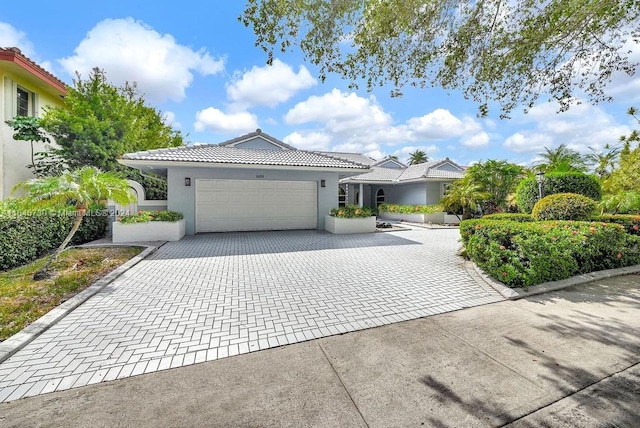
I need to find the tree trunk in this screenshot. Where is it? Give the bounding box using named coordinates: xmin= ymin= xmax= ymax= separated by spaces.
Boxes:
xmin=33 ymin=210 xmax=85 ymax=280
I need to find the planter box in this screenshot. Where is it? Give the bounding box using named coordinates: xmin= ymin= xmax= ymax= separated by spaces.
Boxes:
xmin=325 ymin=215 xmax=376 ymax=234
xmin=112 ymin=219 xmax=186 ymax=242
xmin=378 ymin=212 xmax=446 ymax=224
xmin=444 ymin=214 xmax=461 ymax=225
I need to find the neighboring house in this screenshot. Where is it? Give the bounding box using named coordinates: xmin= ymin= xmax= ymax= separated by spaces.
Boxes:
xmin=120 ymin=129 xmax=370 ymax=235
xmin=336 ymin=156 xmax=466 ymax=208
xmin=0 ymin=47 xmax=67 ymax=199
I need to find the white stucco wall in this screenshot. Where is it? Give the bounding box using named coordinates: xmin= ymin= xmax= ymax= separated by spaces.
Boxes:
xmin=1 ymin=73 xmax=64 ymax=199
xmin=166 ymin=166 xmax=340 ymax=235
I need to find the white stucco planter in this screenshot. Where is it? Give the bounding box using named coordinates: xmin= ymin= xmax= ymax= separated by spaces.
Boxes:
xmin=443 ymin=214 xmax=461 ymax=225
xmin=112 ymin=219 xmax=186 ymax=242
xmin=379 ymin=212 xmax=446 ymax=224
xmin=325 ymin=215 xmax=376 ymax=234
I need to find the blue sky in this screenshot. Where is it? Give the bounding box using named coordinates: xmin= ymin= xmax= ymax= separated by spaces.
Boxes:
xmin=1 ymin=1 xmax=638 ymax=167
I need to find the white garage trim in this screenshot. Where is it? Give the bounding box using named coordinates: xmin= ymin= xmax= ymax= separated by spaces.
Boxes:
xmin=196 ymin=179 xmax=317 ymax=233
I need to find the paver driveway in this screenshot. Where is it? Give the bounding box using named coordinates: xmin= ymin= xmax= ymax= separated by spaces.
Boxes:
xmin=0 ymin=227 xmax=503 ymax=402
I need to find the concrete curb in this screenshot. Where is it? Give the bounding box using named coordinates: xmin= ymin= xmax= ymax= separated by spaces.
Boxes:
xmin=469 ymin=262 xmax=640 ymax=300
xmin=0 ymin=244 xmax=161 ymax=364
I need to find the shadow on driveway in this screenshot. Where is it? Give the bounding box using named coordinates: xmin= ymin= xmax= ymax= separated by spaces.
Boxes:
xmin=149 ymin=229 xmax=424 ymax=259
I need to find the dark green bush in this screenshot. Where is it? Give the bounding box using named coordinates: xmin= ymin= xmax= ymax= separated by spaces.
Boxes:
xmin=516 ymin=172 xmax=602 ymax=213
xmin=595 ymin=214 xmax=640 ymax=236
xmin=482 ymin=213 xmax=533 ymax=222
xmin=460 ymin=219 xmax=640 ymax=287
xmin=0 ymin=205 xmax=108 ymax=271
xmin=532 ymin=193 xmax=596 ymax=221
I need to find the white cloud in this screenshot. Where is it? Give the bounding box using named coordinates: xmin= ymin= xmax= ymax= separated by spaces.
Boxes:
xmin=406 ymin=108 xmax=484 ymax=140
xmin=0 ymin=22 xmax=35 ymax=57
xmin=0 ymin=22 xmax=55 ymax=72
xmin=163 ymin=111 xmax=181 ymax=128
xmin=59 ymin=18 xmax=224 ymax=104
xmin=194 ymin=107 xmax=258 ymax=134
xmin=227 ymin=59 xmax=316 ymax=108
xmin=506 ymin=102 xmax=631 ymax=155
xmin=461 ymin=132 xmax=490 ymax=148
xmin=283 ymin=131 xmax=331 ymax=151
xmin=285 ymin=89 xmax=393 ymax=135
xmin=503 ymin=132 xmax=552 ymax=153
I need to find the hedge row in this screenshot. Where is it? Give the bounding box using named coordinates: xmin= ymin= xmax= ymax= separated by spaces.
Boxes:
xmin=481 ymin=213 xmax=640 ymax=235
xmin=0 ymin=206 xmax=108 ymax=271
xmin=377 ymin=203 xmax=443 ymax=214
xmin=460 ymin=219 xmax=640 ymax=288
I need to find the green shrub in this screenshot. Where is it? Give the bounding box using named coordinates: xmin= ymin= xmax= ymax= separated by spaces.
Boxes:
xmin=532 ymin=193 xmax=597 ymax=221
xmin=377 ymin=203 xmax=443 ymax=214
xmin=329 ymin=205 xmax=374 ymax=218
xmin=460 ymin=219 xmax=640 ymax=287
xmin=595 ymin=214 xmax=640 ymax=236
xmin=118 ymin=210 xmax=184 ymax=224
xmin=0 ymin=204 xmax=108 ymax=271
xmin=516 ymin=172 xmax=602 ymax=213
xmin=71 ymin=204 xmax=109 ymax=244
xmin=482 ymin=213 xmax=534 ymax=222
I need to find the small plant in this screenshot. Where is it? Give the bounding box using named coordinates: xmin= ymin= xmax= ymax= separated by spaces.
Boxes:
xmin=532 ymin=193 xmax=597 ymax=221
xmin=329 ymin=205 xmax=374 ymax=218
xmin=119 ymin=210 xmax=184 ymax=224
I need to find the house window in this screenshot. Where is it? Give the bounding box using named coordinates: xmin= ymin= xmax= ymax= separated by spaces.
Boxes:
xmin=355 ymin=192 xmax=360 ymax=205
xmin=376 ymin=189 xmax=385 ymax=206
xmin=17 ymin=87 xmax=31 ymax=117
xmin=441 ymin=183 xmax=453 ymax=198
xmin=338 ymin=187 xmax=346 ymax=207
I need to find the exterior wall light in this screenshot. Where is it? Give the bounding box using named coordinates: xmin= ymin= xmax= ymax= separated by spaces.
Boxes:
xmin=185 ymin=177 xmax=191 ymax=187
xmin=320 ymin=179 xmax=326 ymax=188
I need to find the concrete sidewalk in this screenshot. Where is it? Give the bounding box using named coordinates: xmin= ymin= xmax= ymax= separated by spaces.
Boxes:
xmin=0 ymin=274 xmax=638 ymax=427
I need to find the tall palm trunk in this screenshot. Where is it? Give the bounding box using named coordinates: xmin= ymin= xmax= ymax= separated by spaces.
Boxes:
xmin=33 ymin=209 xmax=85 ymax=280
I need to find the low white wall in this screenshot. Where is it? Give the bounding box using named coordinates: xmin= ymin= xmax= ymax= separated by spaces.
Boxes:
xmin=378 ymin=212 xmax=446 ymax=223
xmin=325 ymin=215 xmax=376 ymax=234
xmin=112 ymin=219 xmax=185 ymax=242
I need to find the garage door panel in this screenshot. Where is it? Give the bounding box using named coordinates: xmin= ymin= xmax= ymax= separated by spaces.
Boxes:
xmin=196 ymin=179 xmax=317 ymax=233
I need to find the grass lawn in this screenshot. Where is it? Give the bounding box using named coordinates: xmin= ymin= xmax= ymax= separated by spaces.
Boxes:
xmin=0 ymin=247 xmax=143 ymax=341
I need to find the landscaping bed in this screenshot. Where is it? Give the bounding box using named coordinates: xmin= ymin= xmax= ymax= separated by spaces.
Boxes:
xmin=0 ymin=247 xmax=142 ymax=341
xmin=461 ymin=219 xmax=640 ymax=288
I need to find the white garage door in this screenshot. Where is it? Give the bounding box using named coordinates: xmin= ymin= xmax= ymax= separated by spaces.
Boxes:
xmin=196 ymin=179 xmax=318 ymax=233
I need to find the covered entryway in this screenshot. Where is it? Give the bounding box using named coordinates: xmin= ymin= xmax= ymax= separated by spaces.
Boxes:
xmin=195 ymin=179 xmax=317 ymax=232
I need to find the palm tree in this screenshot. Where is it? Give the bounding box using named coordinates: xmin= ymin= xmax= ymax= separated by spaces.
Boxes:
xmin=585 ymin=144 xmax=621 ymax=179
xmin=408 ymin=150 xmax=428 ymax=165
xmin=440 ymin=177 xmax=489 ymax=220
xmin=535 ymin=144 xmax=587 ymax=173
xmin=14 ymin=166 xmax=135 ymax=280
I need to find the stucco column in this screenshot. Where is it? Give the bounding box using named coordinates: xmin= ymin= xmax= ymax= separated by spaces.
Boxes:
xmin=359 ymin=183 xmax=363 ymax=207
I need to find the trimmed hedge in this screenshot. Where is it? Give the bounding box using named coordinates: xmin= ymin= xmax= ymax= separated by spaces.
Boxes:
xmin=0 ymin=205 xmax=108 ymax=271
xmin=532 ymin=193 xmax=597 ymax=221
xmin=516 ymin=172 xmax=602 ymax=213
xmin=595 ymin=214 xmax=640 ymax=236
xmin=482 ymin=213 xmax=534 ymax=222
xmin=460 ymin=219 xmax=640 ymax=287
xmin=377 ymin=203 xmax=443 ymax=214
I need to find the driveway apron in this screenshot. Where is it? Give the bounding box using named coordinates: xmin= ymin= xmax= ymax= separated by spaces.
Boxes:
xmin=0 ymin=227 xmax=503 ymax=402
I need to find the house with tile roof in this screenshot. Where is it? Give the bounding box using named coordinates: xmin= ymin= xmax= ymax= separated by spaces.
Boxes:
xmin=0 ymin=47 xmax=67 ymax=199
xmin=121 ymin=129 xmax=371 ymax=234
xmin=121 ymin=129 xmax=465 ymax=234
xmin=338 ymin=156 xmax=466 ymax=209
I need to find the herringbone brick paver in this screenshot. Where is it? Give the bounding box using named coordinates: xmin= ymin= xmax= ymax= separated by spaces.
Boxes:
xmin=0 ymin=227 xmax=503 ymax=402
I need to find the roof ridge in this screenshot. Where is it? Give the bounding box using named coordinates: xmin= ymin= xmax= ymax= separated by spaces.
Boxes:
xmin=310 ymin=151 xmax=372 ymax=168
